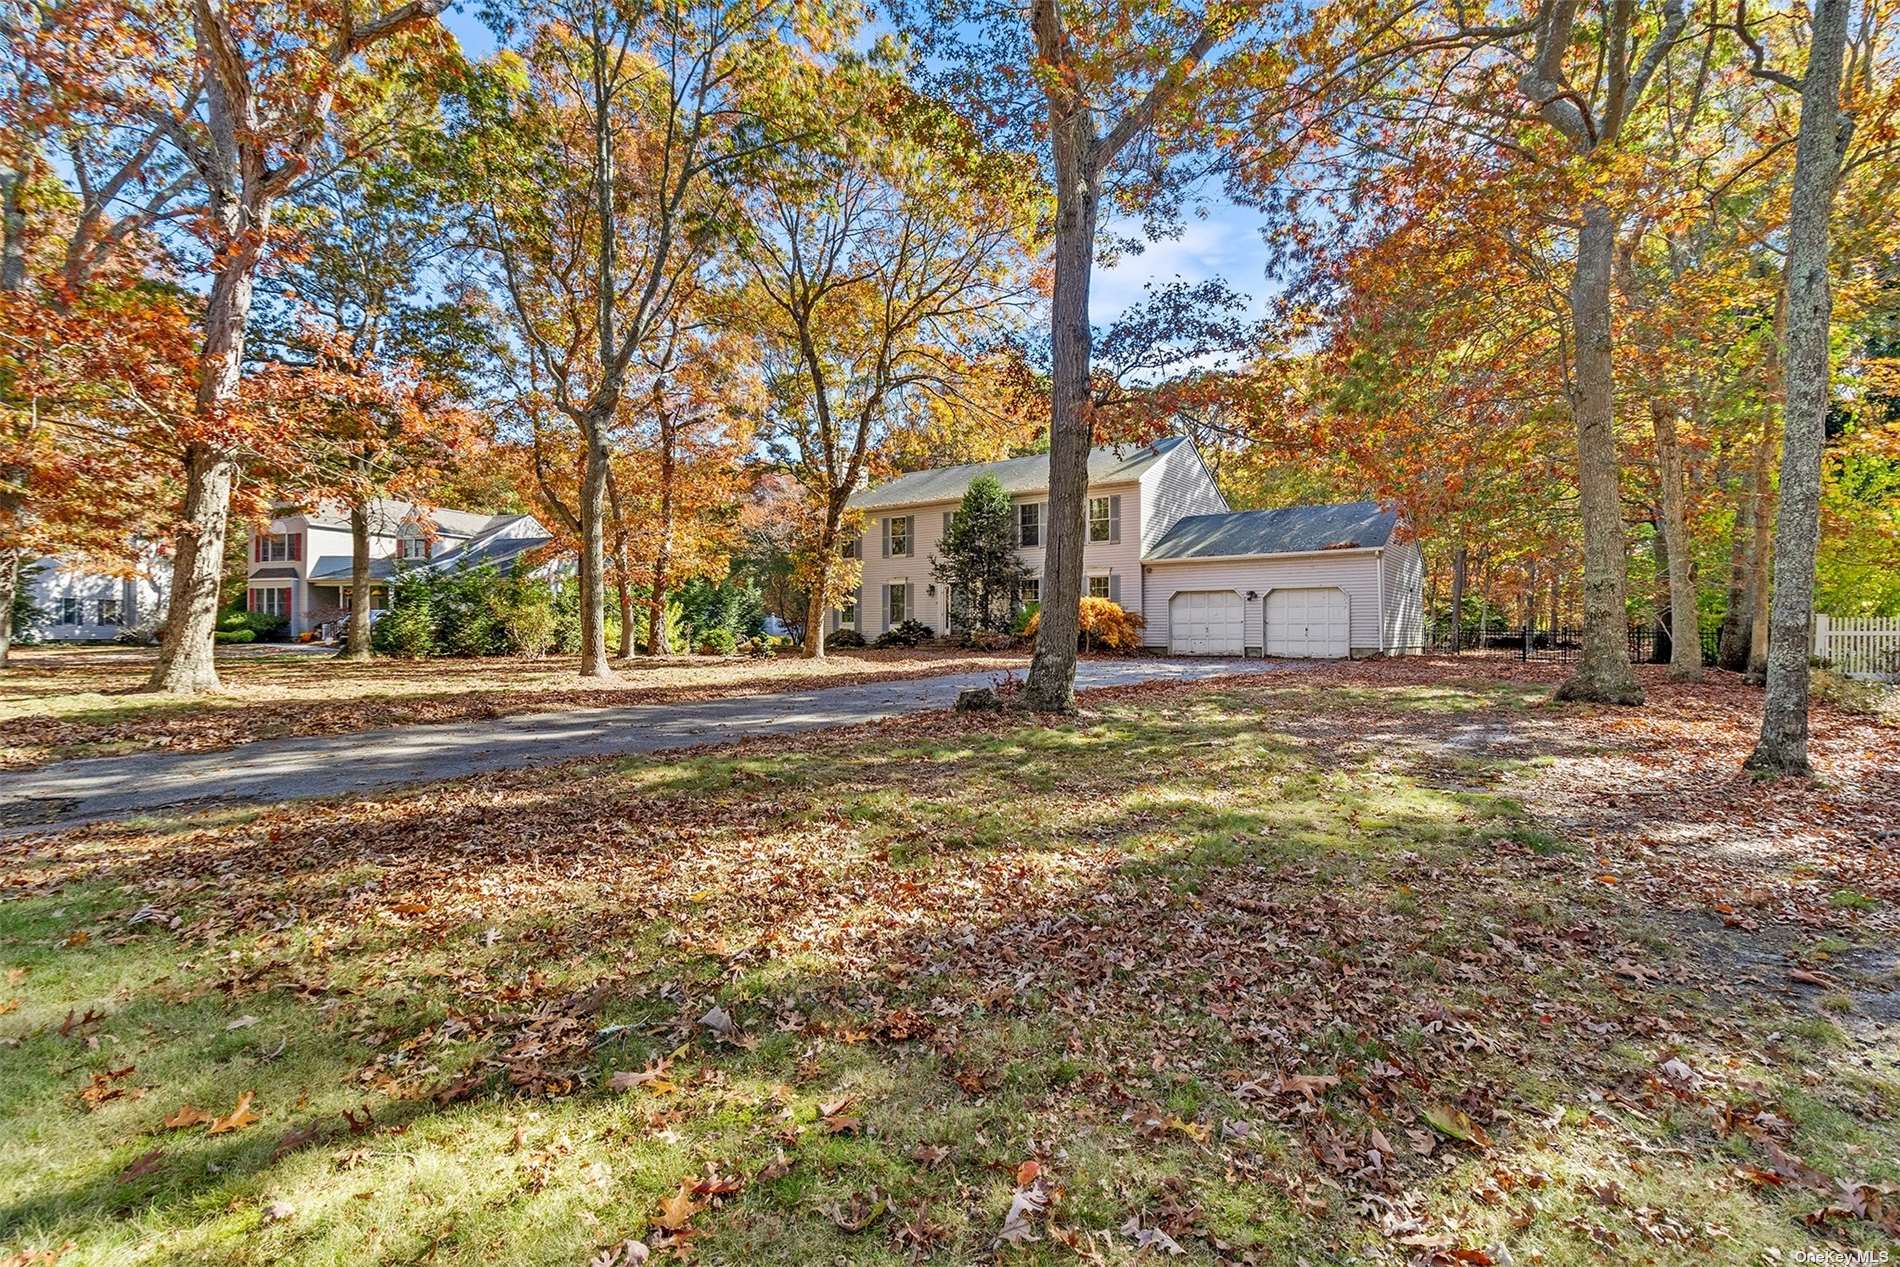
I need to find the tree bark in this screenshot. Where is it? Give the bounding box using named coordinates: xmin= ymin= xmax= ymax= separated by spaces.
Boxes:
xmin=1023 ymin=149 xmax=1100 ymax=712
xmin=578 ymin=426 xmax=613 ymax=679
xmin=1554 ymin=201 xmax=1643 ymax=704
xmin=1716 ymin=446 xmax=1759 ymax=670
xmin=1748 ymin=0 xmax=1851 ymax=774
xmin=645 ymin=409 xmax=677 ymax=656
xmin=1448 ymin=543 xmax=1468 ymax=651
xmin=801 ymin=548 xmax=832 ymax=659
xmin=148 ymin=442 xmax=238 ymax=694
xmin=1652 ymin=403 xmax=1701 ymax=679
xmin=1745 ymin=432 xmax=1774 ymax=680
xmin=342 ymin=499 xmax=372 ymax=660
xmin=0 ymin=548 xmax=18 ymax=667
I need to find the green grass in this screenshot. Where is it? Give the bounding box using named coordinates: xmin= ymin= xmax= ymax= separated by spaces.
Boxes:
xmin=2 ymin=680 xmax=1895 ymax=1265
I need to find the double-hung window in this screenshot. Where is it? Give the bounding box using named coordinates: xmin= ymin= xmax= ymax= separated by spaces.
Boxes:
xmin=97 ymin=598 xmax=124 ymax=625
xmin=258 ymin=533 xmax=292 ymax=562
xmin=1018 ymin=577 xmax=1040 ymax=605
xmin=888 ymin=581 xmax=909 ymax=626
xmin=1088 ymin=496 xmax=1111 ymax=543
xmin=1018 ymin=503 xmax=1041 ymax=548
xmin=58 ymin=596 xmax=83 ymax=625
xmin=1088 ymin=573 xmax=1111 ymax=600
xmin=887 ymin=516 xmax=910 ymax=558
xmin=397 ymin=532 xmax=432 ymax=561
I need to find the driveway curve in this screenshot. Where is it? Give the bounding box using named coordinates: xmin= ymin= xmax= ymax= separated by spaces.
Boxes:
xmin=2 ymin=658 xmax=1296 ymax=832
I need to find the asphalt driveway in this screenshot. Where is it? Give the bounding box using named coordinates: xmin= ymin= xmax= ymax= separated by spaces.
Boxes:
xmin=1 ymin=658 xmax=1295 ymax=831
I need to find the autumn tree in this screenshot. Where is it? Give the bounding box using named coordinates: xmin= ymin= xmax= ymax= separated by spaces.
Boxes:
xmin=738 ymin=74 xmax=1037 ymax=657
xmin=254 ymin=131 xmax=499 ymax=659
xmin=111 ymin=0 xmax=458 ymax=694
xmin=465 ymin=0 xmax=836 ymax=680
xmin=1748 ymin=0 xmax=1855 ymax=773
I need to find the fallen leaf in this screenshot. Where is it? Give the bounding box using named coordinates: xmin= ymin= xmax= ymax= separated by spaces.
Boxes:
xmin=653 ymin=1184 xmax=703 ymax=1231
xmin=225 ymin=1015 xmax=258 ymax=1031
xmin=1422 ymin=1104 xmax=1492 ymax=1148
xmin=208 ymin=1091 xmax=260 ymax=1135
xmin=162 ymin=1105 xmax=214 ymax=1130
xmin=116 ymin=1148 xmax=164 ymax=1183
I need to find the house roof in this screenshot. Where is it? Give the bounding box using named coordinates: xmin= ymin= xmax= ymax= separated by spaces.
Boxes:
xmin=249 ymin=566 xmax=299 ymax=580
xmin=845 ymin=437 xmax=1187 ymax=511
xmin=306 ymin=514 xmax=555 ymax=582
xmin=291 ymin=498 xmax=517 ymax=538
xmin=1145 ymin=502 xmax=1398 ymax=561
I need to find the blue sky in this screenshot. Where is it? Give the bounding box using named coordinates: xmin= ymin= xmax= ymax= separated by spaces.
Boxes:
xmin=436 ymin=3 xmax=1273 ymax=327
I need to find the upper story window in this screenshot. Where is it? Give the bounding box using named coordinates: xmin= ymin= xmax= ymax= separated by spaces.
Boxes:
xmin=1018 ymin=502 xmax=1041 ymax=548
xmin=257 ymin=532 xmax=293 ymax=562
xmin=841 ymin=534 xmax=860 ymax=559
xmin=1088 ymin=497 xmax=1111 ymax=543
xmin=397 ymin=531 xmax=433 ymax=561
xmin=886 ymin=516 xmax=910 ymax=558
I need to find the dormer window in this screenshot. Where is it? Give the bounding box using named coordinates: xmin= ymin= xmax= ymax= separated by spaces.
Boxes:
xmin=397 ymin=530 xmax=432 ymax=561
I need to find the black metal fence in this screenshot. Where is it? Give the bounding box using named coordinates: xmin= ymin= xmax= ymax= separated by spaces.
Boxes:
xmin=1429 ymin=623 xmax=1723 ymax=666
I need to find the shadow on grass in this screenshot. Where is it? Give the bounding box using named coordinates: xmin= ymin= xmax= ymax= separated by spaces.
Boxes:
xmin=1 ymin=681 xmax=1893 ymax=1264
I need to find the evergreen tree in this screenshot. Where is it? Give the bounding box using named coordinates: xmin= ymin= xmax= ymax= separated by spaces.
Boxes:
xmin=930 ymin=475 xmax=1030 ymax=632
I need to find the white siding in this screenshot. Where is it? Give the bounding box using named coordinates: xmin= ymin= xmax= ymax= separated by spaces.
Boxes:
xmin=1141 ymin=551 xmax=1384 ymax=654
xmin=850 ymin=481 xmax=1146 ymax=636
xmin=1137 ymin=440 xmax=1228 ymax=551
xmin=24 ymin=558 xmax=165 ymax=641
xmin=1379 ymin=540 xmax=1425 ymax=653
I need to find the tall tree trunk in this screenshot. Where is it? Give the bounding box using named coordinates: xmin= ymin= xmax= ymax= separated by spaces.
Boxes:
xmin=1555 ymin=201 xmax=1643 ymax=704
xmin=616 ymin=567 xmax=635 ymax=658
xmin=578 ymin=427 xmax=613 ymax=680
xmin=342 ymin=498 xmax=372 ymax=661
xmin=1023 ymin=151 xmax=1100 ymax=712
xmin=1748 ymin=0 xmax=1851 ymax=774
xmin=1747 ymin=298 xmax=1784 ymax=679
xmin=1716 ymin=447 xmax=1758 ymax=670
xmin=1448 ymin=544 xmax=1468 ymax=651
xmin=1549 ymin=559 xmax=1562 ymax=632
xmin=146 ymin=196 xmax=264 ymax=695
xmin=0 ymin=547 xmax=18 ymax=667
xmin=645 ymin=411 xmax=676 ymax=656
xmin=801 ymin=547 xmax=832 ymax=659
xmin=148 ymin=442 xmax=238 ymax=693
xmin=0 ymin=162 xmax=25 ymax=293
xmin=1652 ymin=403 xmax=1701 ymax=679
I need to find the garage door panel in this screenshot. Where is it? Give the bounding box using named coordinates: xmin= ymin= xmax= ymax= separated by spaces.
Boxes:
xmin=1265 ymin=587 xmax=1348 ymax=658
xmin=1168 ymin=590 xmax=1243 ymax=656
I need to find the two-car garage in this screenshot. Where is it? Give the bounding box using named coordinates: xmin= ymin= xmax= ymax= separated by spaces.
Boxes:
xmin=1164 ymin=587 xmax=1350 ymax=658
xmin=1140 ymin=502 xmax=1425 ymax=659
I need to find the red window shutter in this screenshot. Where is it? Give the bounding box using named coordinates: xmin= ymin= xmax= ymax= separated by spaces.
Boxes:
xmin=291 ymin=532 xmax=303 ymax=561
xmin=253 ymin=535 xmax=263 ymax=563
xmin=246 ymin=587 xmax=256 ymax=611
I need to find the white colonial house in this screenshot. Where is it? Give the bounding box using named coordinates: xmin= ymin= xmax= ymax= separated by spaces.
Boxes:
xmin=840 ymin=436 xmax=1425 ymax=658
xmin=21 ymin=548 xmax=171 ymax=642
xmin=245 ymin=499 xmax=553 ymax=638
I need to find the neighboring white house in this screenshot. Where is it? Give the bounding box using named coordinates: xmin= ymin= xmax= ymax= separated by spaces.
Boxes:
xmin=246 ymin=499 xmax=553 ymax=639
xmin=22 ymin=549 xmax=171 ymax=642
xmin=841 ymin=436 xmax=1425 ymax=658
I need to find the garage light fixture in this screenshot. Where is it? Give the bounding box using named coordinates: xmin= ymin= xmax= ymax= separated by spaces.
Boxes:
xmin=1245 ymin=590 xmax=1258 ymax=601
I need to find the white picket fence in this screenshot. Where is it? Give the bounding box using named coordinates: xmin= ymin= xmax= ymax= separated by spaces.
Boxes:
xmin=1813 ymin=615 xmax=1900 ymax=680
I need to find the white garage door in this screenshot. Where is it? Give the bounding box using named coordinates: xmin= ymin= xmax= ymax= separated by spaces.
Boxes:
xmin=1168 ymin=590 xmax=1245 ymax=656
xmin=1265 ymin=587 xmax=1350 ymax=658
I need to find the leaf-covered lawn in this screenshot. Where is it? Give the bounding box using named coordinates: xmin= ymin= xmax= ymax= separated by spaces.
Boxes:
xmin=1 ymin=663 xmax=1895 ymax=1266
xmin=0 ymin=646 xmax=1022 ymax=770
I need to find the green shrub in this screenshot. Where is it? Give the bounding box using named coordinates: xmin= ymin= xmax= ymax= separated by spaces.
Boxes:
xmin=872 ymin=619 xmax=934 ymax=649
xmin=218 ymin=609 xmax=286 ymax=639
xmin=213 ymin=628 xmax=256 ymax=644
xmin=373 ymin=577 xmax=436 ymax=658
xmin=1010 ymin=601 xmax=1040 ymax=636
xmin=829 ymin=628 xmax=865 ymax=649
xmin=499 ymin=589 xmax=558 ymax=658
xmin=696 ymin=626 xmax=737 ymax=656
